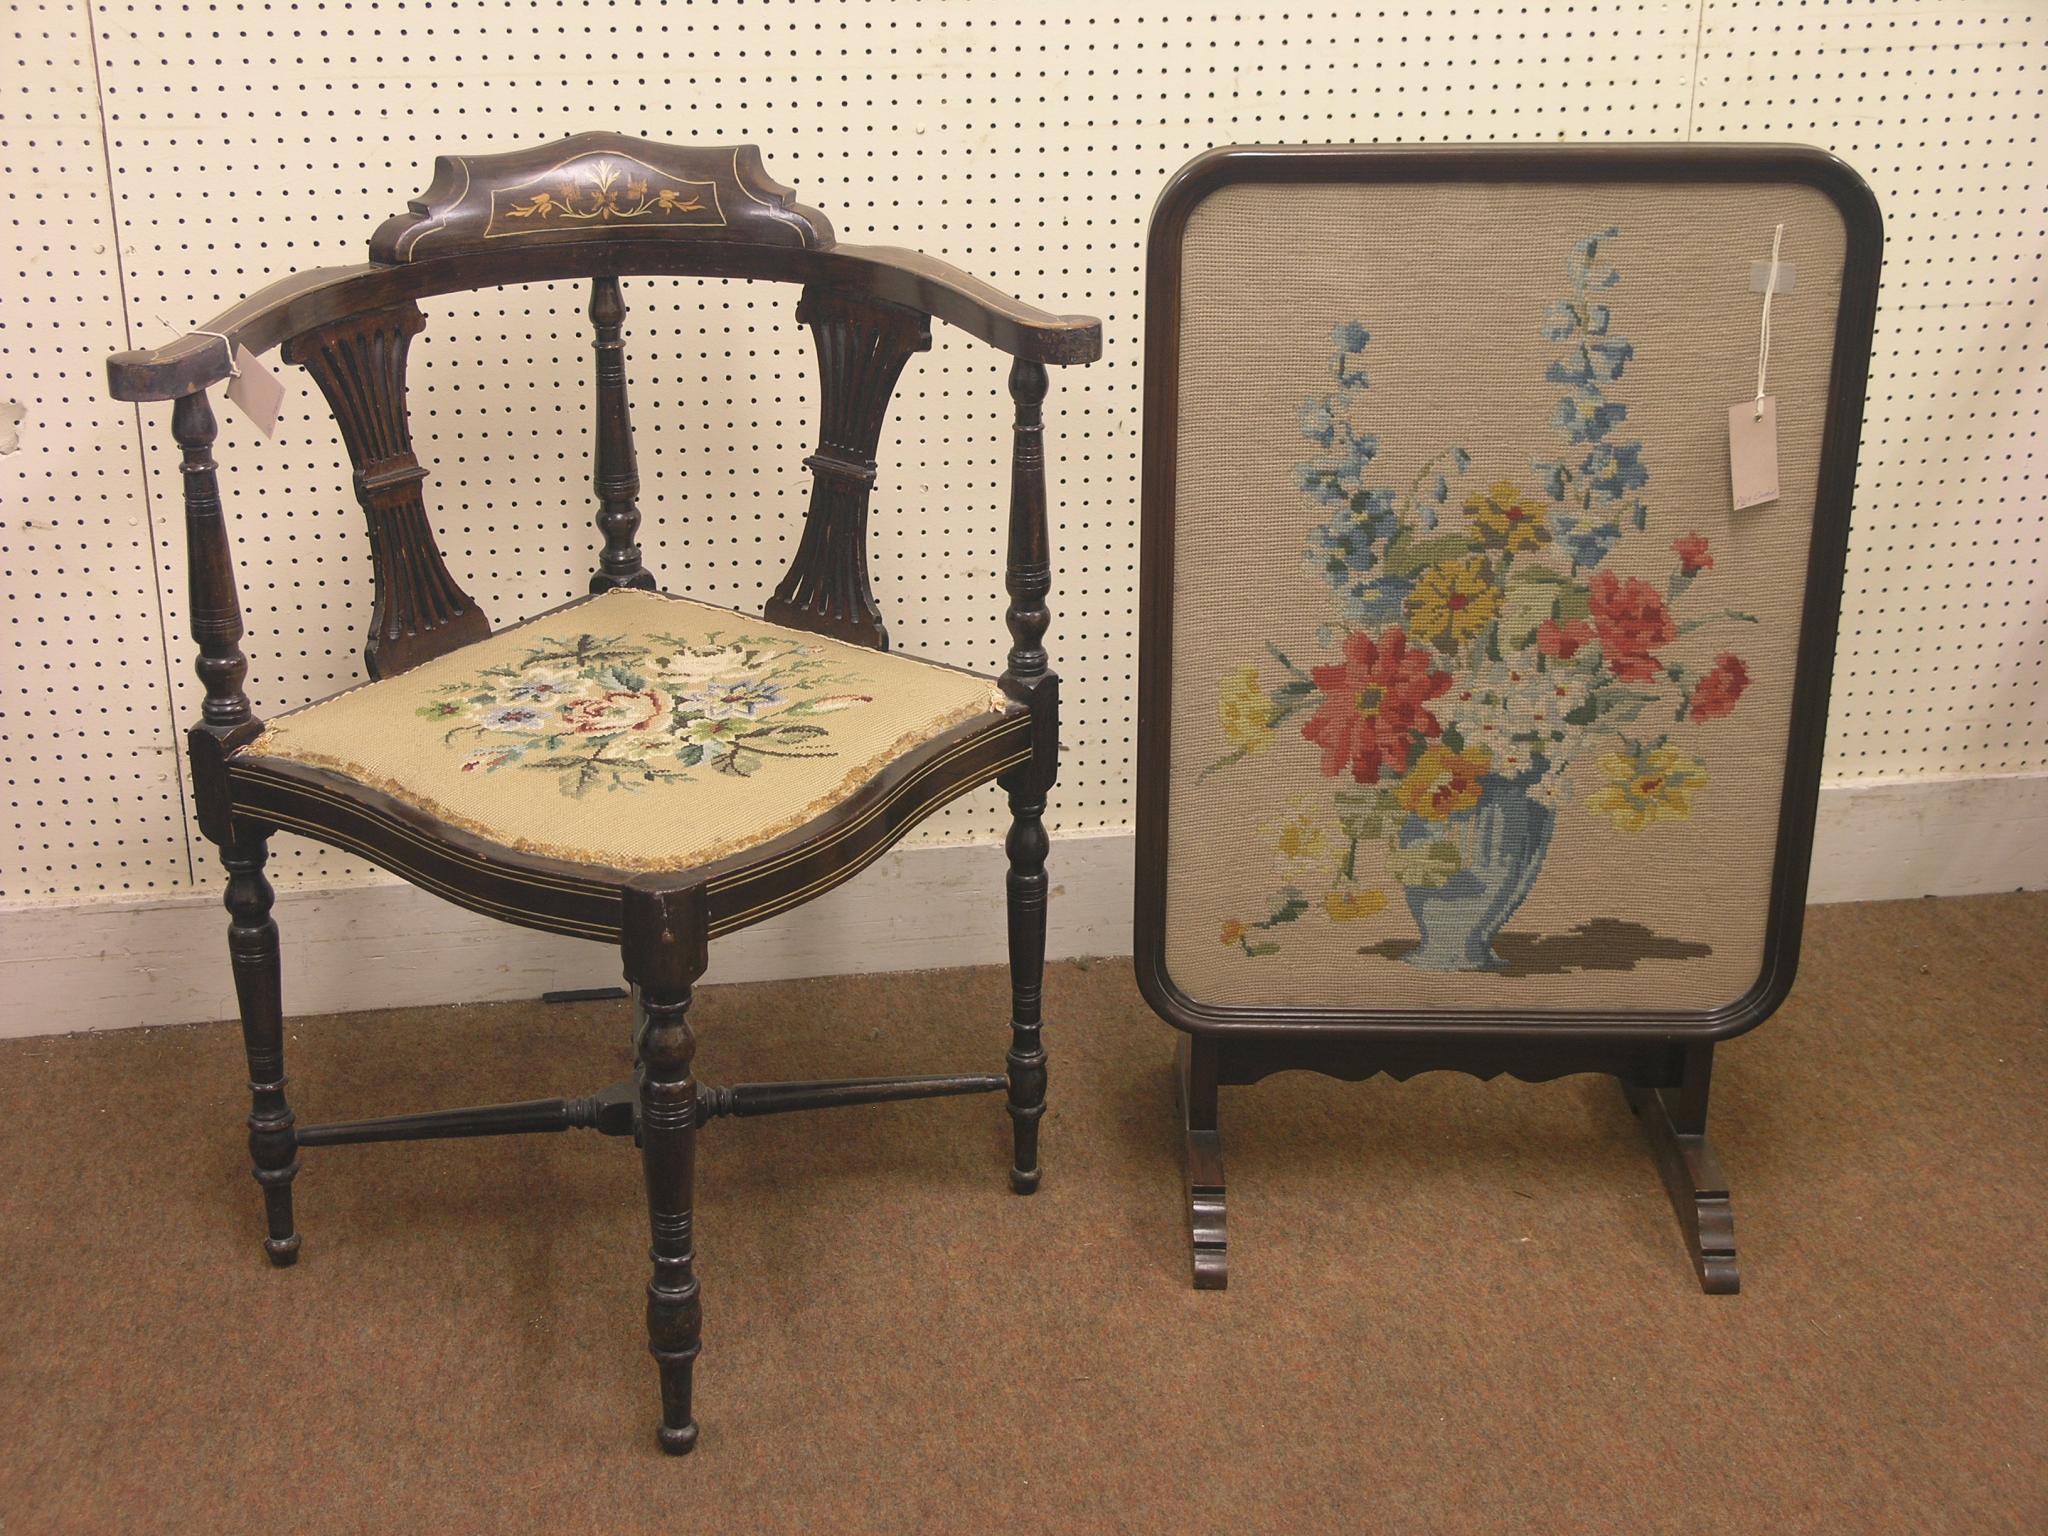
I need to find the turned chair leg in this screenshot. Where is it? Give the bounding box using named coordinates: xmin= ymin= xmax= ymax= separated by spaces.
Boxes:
xmin=624 ymin=887 xmax=708 ymax=1455
xmin=1002 ymin=778 xmax=1050 ymax=1194
xmin=1176 ymin=1034 xmax=1227 ymax=1290
xmin=221 ymin=833 xmax=301 ymax=1265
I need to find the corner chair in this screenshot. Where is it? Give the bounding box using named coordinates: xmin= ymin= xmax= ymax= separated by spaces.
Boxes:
xmin=105 ymin=133 xmax=1101 ymax=1454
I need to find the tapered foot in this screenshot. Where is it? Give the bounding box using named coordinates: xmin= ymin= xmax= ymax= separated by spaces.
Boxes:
xmin=1176 ymin=1036 xmax=1227 ymax=1290
xmin=263 ymin=1233 xmax=302 ymax=1267
xmin=1624 ymin=1077 xmax=1739 ymax=1295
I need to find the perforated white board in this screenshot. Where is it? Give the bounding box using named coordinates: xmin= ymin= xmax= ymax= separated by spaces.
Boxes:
xmin=4 ymin=0 xmax=2042 ymax=915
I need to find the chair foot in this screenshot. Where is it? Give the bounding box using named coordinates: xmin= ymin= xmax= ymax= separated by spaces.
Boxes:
xmin=1176 ymin=1036 xmax=1228 ymax=1290
xmin=263 ymin=1233 xmax=302 ymax=1267
xmin=1008 ymin=1164 xmax=1041 ymax=1196
xmin=1623 ymin=1074 xmax=1739 ymax=1295
xmin=656 ymin=1415 xmax=700 ymax=1456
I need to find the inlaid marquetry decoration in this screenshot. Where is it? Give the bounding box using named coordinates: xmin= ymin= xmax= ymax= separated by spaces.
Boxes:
xmin=371 ymin=132 xmax=834 ymax=263
xmin=488 ymin=154 xmax=723 ymax=237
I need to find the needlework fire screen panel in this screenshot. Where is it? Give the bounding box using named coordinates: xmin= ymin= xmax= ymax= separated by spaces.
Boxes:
xmin=1161 ymin=177 xmax=1851 ymax=1014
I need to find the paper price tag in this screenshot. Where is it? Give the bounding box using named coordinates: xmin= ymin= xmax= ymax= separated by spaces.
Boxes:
xmin=1728 ymin=397 xmax=1780 ymax=511
xmin=224 ymin=345 xmax=284 ymax=438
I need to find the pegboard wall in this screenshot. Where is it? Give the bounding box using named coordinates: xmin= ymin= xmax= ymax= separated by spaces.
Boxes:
xmin=4 ymin=0 xmax=2042 ymax=908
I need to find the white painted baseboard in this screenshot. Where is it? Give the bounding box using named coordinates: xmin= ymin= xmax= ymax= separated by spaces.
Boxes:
xmin=2 ymin=772 xmax=2041 ymax=1039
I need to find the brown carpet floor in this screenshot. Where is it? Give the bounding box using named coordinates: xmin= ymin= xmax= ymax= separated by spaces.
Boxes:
xmin=2 ymin=892 xmax=2043 ymax=1534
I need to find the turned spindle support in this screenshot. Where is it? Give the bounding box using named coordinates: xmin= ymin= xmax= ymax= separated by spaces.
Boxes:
xmin=588 ymin=274 xmax=657 ymax=592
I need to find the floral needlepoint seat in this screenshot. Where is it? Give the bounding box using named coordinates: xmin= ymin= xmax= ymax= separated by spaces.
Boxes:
xmin=240 ymin=588 xmax=1015 ymax=875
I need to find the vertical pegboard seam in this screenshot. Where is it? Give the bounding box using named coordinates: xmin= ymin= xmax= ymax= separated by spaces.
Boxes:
xmin=1684 ymin=0 xmax=1710 ymax=141
xmin=80 ymin=0 xmax=199 ymax=885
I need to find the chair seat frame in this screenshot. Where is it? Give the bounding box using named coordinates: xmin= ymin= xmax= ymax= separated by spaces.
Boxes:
xmin=107 ymin=133 xmax=1100 ymax=1456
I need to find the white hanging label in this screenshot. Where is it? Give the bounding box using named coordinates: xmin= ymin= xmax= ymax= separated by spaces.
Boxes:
xmin=225 ymin=345 xmax=284 ymax=438
xmin=1728 ymin=397 xmax=1780 ymax=510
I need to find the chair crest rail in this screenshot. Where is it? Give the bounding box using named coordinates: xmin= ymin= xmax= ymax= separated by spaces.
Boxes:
xmin=109 ymin=247 xmax=1099 ymax=402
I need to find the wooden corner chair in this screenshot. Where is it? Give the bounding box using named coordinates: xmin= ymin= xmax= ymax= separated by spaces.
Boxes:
xmin=106 ymin=133 xmax=1101 ymax=1454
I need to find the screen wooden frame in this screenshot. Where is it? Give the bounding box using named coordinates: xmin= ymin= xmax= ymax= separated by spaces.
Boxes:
xmin=1135 ymin=143 xmax=1884 ymax=1047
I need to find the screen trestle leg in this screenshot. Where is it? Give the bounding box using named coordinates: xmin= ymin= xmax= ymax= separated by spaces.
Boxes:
xmin=1173 ymin=1033 xmax=1737 ymax=1294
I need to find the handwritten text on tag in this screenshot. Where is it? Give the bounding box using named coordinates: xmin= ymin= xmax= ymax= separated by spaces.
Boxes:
xmin=1728 ymin=397 xmax=1780 ymax=511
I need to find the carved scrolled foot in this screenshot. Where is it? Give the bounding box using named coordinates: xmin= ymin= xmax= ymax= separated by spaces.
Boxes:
xmin=1623 ymin=1074 xmax=1740 ymax=1295
xmin=1176 ymin=1035 xmax=1227 ymax=1291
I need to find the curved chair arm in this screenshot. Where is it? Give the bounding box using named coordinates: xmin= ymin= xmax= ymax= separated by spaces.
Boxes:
xmin=825 ymin=245 xmax=1102 ymax=364
xmin=108 ymin=244 xmax=1100 ymax=402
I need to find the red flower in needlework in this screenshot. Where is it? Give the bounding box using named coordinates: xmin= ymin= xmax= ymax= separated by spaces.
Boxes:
xmin=1689 ymin=654 xmax=1751 ymax=722
xmin=1588 ymin=571 xmax=1678 ymax=682
xmin=1535 ymin=617 xmax=1594 ymax=661
xmin=1301 ymin=627 xmax=1453 ymax=784
xmin=1673 ymin=533 xmax=1714 ymax=577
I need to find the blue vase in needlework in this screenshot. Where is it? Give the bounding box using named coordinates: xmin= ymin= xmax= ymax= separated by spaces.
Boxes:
xmin=1398 ymin=760 xmax=1556 ymax=972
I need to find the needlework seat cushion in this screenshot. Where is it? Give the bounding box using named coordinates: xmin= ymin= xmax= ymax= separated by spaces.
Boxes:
xmin=243 ymin=587 xmax=1009 ymax=872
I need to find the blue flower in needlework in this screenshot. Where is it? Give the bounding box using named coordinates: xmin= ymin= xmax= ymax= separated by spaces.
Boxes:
xmin=1330 ymin=321 xmax=1371 ymax=387
xmin=1551 ymin=395 xmax=1632 ymax=445
xmin=1552 ymin=513 xmax=1625 ymax=569
xmin=1305 ymin=493 xmax=1413 ymax=624
xmin=1300 ymin=398 xmax=1339 ymax=447
xmin=1294 ymin=428 xmax=1382 ymax=507
xmin=1582 ymin=440 xmax=1650 ymax=502
xmin=1535 ymin=227 xmax=1652 ymax=561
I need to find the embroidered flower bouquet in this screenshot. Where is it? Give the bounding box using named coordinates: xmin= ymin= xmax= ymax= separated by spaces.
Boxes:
xmin=1206 ymin=231 xmax=1755 ymax=971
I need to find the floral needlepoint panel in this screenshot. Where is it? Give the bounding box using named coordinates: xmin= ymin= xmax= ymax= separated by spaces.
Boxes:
xmin=1163 ymin=180 xmax=1852 ymax=1014
xmin=246 ymin=589 xmax=1009 ymax=871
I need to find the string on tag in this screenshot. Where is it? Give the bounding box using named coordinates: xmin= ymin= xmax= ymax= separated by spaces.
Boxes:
xmin=156 ymin=314 xmax=239 ymax=377
xmin=1754 ymin=222 xmax=1784 ymax=421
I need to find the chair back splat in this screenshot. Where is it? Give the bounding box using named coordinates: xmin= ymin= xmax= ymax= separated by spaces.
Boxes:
xmin=766 ymin=288 xmax=933 ymax=649
xmin=282 ymin=304 xmax=490 ymax=677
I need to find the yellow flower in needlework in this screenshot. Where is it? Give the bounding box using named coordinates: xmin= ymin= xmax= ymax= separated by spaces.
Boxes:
xmin=1466 ymin=481 xmax=1553 ymax=553
xmin=1586 ymin=743 xmax=1708 ymax=833
xmin=1406 ymin=556 xmax=1502 ymax=653
xmin=1396 ymin=743 xmax=1492 ymax=821
xmin=1324 ymin=887 xmax=1388 ymax=923
xmin=1261 ymin=796 xmax=1330 ymax=872
xmin=1220 ymin=919 xmax=1247 ymax=946
xmin=1218 ymin=665 xmax=1275 ymax=754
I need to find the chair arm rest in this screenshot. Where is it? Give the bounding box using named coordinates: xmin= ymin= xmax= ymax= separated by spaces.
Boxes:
xmin=106 ymin=264 xmax=398 ymax=402
xmin=827 ymin=245 xmax=1102 ymax=365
